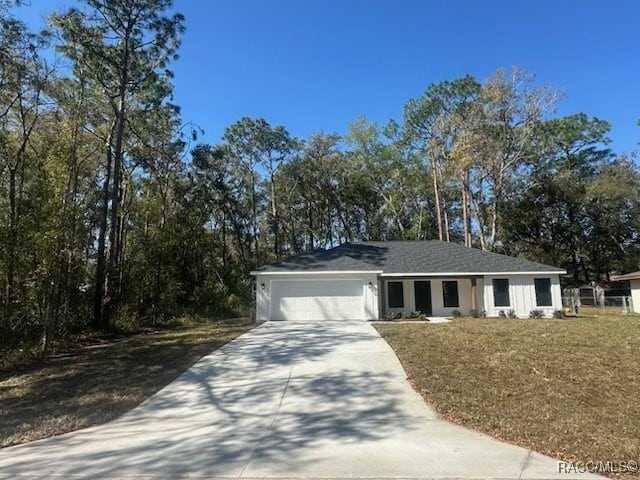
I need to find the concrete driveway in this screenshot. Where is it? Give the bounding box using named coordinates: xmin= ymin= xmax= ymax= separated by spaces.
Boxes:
xmin=0 ymin=321 xmax=597 ymax=479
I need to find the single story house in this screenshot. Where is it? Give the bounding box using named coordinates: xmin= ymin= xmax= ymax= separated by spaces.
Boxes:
xmin=610 ymin=271 xmax=640 ymax=313
xmin=251 ymin=241 xmax=565 ymax=321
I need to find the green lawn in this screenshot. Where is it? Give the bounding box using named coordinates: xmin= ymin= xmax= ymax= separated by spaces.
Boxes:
xmin=376 ymin=315 xmax=640 ymax=476
xmin=0 ymin=318 xmax=253 ymax=447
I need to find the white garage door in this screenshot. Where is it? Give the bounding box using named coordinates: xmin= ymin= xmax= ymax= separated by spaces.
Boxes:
xmin=270 ymin=280 xmax=364 ymax=321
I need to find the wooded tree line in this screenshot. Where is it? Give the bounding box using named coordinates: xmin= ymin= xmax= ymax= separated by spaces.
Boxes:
xmin=1 ymin=0 xmax=639 ymax=351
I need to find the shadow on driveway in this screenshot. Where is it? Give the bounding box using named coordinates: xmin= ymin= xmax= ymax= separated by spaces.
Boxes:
xmin=0 ymin=321 xmax=597 ymax=479
xmin=0 ymin=322 xmax=416 ymax=478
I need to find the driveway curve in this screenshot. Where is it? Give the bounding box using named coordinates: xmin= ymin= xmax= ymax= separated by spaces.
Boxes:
xmin=0 ymin=321 xmax=597 ymax=479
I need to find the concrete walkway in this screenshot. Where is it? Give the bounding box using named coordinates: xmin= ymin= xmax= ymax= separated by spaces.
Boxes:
xmin=0 ymin=321 xmax=597 ymax=479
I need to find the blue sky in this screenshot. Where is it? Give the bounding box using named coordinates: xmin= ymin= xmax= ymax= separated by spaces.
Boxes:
xmin=18 ymin=0 xmax=640 ymax=153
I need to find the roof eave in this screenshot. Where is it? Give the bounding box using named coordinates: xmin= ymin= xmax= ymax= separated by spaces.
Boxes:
xmin=250 ymin=270 xmax=384 ymax=276
xmin=381 ymin=270 xmax=566 ymax=276
xmin=251 ymin=269 xmax=566 ymax=276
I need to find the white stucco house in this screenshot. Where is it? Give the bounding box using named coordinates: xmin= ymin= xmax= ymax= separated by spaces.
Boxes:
xmin=610 ymin=271 xmax=640 ymax=313
xmin=251 ymin=241 xmax=565 ymax=321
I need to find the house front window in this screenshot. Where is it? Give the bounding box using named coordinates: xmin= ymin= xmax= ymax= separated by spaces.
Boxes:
xmin=442 ymin=281 xmax=459 ymax=308
xmin=534 ymin=278 xmax=552 ymax=307
xmin=388 ymin=281 xmax=404 ymax=308
xmin=493 ymin=278 xmax=510 ymax=307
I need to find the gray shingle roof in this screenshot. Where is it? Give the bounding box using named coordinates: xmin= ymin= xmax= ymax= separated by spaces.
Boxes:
xmin=253 ymin=241 xmax=565 ymax=274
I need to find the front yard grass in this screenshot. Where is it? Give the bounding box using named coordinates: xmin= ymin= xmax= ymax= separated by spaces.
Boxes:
xmin=376 ymin=315 xmax=640 ymax=476
xmin=0 ymin=318 xmax=253 ymax=447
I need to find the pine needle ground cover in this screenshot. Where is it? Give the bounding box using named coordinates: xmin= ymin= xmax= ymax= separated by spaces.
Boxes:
xmin=0 ymin=319 xmax=253 ymax=447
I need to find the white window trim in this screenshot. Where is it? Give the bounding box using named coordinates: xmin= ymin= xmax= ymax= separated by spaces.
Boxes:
xmin=386 ymin=280 xmax=405 ymax=309
xmin=441 ymin=280 xmax=460 ymax=308
xmin=492 ymin=278 xmax=511 ymax=308
xmin=533 ymin=277 xmax=553 ymax=308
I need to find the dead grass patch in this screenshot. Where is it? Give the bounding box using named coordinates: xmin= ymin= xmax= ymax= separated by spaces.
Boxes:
xmin=0 ymin=318 xmax=253 ymax=447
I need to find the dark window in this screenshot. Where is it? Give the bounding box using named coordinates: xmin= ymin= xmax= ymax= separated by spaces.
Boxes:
xmin=493 ymin=279 xmax=510 ymax=307
xmin=388 ymin=281 xmax=404 ymax=308
xmin=534 ymin=278 xmax=552 ymax=307
xmin=442 ymin=281 xmax=459 ymax=308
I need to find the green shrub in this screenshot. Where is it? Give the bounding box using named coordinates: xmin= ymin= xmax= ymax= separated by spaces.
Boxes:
xmin=452 ymin=309 xmax=462 ymax=318
xmin=529 ymin=309 xmax=544 ymax=319
xmin=112 ymin=305 xmax=143 ymax=334
xmin=553 ymin=310 xmax=565 ymax=319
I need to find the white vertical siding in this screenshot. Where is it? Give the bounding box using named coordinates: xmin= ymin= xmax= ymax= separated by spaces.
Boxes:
xmin=551 ymin=275 xmax=562 ymax=311
xmin=630 ymin=279 xmax=640 ymax=313
xmin=383 ymin=278 xmax=472 ymax=316
xmin=476 ymin=278 xmax=485 ymax=312
xmin=483 ymin=274 xmax=562 ymax=317
xmin=430 ymin=279 xmax=472 ymax=316
xmin=363 ymin=275 xmax=379 ymax=319
xmin=384 ymin=279 xmax=413 ymax=315
xmin=255 ymin=274 xmax=270 ymax=322
xmin=257 ymin=272 xmax=562 ymax=320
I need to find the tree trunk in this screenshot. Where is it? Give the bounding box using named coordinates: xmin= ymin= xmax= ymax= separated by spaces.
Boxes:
xmin=60 ymin=89 xmax=84 ymax=327
xmin=442 ymin=196 xmax=450 ymax=242
xmin=270 ymin=173 xmax=278 ymax=259
xmin=116 ymin=185 xmax=129 ymax=290
xmin=104 ymin=33 xmax=132 ymax=329
xmin=381 ymin=191 xmax=405 ymax=239
xmin=40 ymin=275 xmax=57 ymax=352
xmin=5 ymin=168 xmax=17 ymax=319
xmin=461 ymin=171 xmax=471 ymax=247
xmin=440 ymin=164 xmax=450 ymax=242
xmin=489 ymin=201 xmax=498 ymax=247
xmin=580 ymin=257 xmax=590 ymax=284
xmin=431 ymin=158 xmax=443 ymax=241
xmin=307 ymin=199 xmax=314 ymax=250
xmin=327 ymin=203 xmax=334 ymax=248
xmin=221 ymin=211 xmax=227 ymax=281
xmin=461 ymin=182 xmax=468 ymax=246
xmin=489 ymin=172 xmax=503 ymax=248
xmin=571 ymin=250 xmax=580 ymax=284
xmin=469 ymin=184 xmax=487 ymax=251
xmin=251 ymin=171 xmax=258 ymax=268
xmin=93 ymin=121 xmax=115 ymax=330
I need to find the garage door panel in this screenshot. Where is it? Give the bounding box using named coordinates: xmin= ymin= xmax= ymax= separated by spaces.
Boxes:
xmin=306 ymin=295 xmax=362 ymax=319
xmin=271 ymin=280 xmax=364 ymax=321
xmin=279 ymin=282 xmax=361 ymax=298
xmin=276 ymin=297 xmax=306 ymax=320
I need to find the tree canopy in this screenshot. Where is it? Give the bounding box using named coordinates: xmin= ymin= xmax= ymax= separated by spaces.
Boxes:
xmin=1 ymin=0 xmax=639 ymax=355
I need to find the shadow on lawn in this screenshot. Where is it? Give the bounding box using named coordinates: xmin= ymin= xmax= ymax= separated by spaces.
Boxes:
xmin=0 ymin=322 xmax=415 ymax=477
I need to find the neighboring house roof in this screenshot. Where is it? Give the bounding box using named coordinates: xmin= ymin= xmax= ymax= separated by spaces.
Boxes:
xmin=252 ymin=240 xmax=566 ymax=275
xmin=610 ymin=271 xmax=640 ymax=281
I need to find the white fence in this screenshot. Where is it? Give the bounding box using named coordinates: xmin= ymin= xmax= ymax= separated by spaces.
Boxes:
xmin=562 ymin=295 xmax=635 ymax=315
